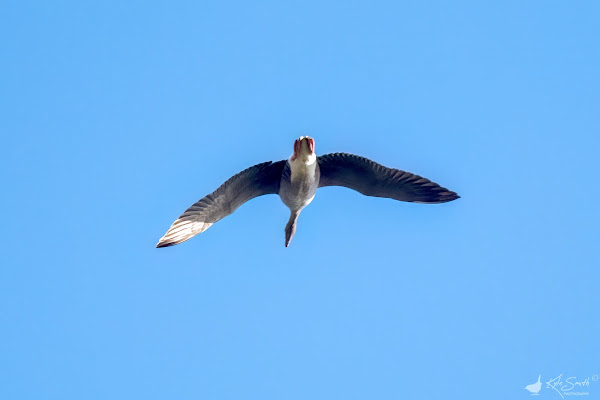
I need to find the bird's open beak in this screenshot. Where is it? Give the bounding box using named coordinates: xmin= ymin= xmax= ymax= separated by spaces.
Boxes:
xmin=306 ymin=137 xmax=314 ymax=154
xmin=292 ymin=139 xmax=300 ymax=161
xmin=291 ymin=136 xmax=315 ymax=161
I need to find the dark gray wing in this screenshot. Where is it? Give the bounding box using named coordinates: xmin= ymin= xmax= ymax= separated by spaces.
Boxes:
xmin=157 ymin=160 xmax=286 ymax=247
xmin=317 ymin=153 xmax=459 ymax=203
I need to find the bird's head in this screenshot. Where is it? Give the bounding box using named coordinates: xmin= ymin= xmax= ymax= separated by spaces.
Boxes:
xmin=291 ymin=136 xmax=315 ymax=162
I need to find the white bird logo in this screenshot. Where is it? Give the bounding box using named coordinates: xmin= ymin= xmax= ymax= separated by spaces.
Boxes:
xmin=525 ymin=375 xmax=542 ymax=395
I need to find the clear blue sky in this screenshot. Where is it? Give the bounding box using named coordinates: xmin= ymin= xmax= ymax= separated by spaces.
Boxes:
xmin=2 ymin=1 xmax=599 ymax=399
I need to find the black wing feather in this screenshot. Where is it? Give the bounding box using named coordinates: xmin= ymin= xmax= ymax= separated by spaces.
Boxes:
xmin=157 ymin=160 xmax=286 ymax=247
xmin=317 ymin=153 xmax=459 ymax=203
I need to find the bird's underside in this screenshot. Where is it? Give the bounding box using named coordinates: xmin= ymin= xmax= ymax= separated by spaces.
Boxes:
xmin=156 ymin=136 xmax=459 ymax=248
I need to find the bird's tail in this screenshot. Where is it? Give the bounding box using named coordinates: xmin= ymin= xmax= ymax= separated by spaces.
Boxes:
xmin=284 ymin=211 xmax=300 ymax=247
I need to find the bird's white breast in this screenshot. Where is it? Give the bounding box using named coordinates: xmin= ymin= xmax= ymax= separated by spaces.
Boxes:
xmin=280 ymin=154 xmax=318 ymax=211
xmin=288 ymin=153 xmax=317 ymax=181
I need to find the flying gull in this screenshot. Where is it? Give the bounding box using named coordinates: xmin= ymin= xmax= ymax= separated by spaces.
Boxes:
xmin=157 ymin=136 xmax=459 ymax=248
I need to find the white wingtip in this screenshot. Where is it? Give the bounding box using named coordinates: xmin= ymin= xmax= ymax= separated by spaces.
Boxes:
xmin=156 ymin=219 xmax=213 ymax=248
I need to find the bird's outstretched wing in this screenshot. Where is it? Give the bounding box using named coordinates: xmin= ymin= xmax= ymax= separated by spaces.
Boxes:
xmin=317 ymin=153 xmax=459 ymax=203
xmin=156 ymin=160 xmax=286 ymax=247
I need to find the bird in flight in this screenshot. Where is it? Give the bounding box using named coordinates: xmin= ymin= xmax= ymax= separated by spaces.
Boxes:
xmin=156 ymin=136 xmax=459 ymax=248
